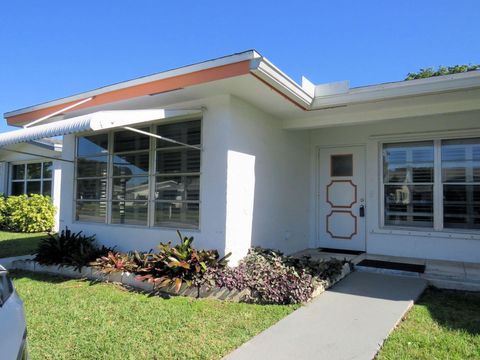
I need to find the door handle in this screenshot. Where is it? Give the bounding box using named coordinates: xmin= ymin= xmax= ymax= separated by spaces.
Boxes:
xmin=359 ymin=205 xmax=365 ymax=217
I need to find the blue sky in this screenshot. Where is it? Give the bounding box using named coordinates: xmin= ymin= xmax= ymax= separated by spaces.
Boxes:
xmin=0 ymin=0 xmax=479 ymax=131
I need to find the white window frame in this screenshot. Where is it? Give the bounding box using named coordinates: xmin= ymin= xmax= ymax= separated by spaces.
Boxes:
xmin=380 ymin=133 xmax=480 ymax=233
xmin=73 ymin=118 xmax=202 ymax=229
xmin=9 ymin=160 xmax=53 ymax=196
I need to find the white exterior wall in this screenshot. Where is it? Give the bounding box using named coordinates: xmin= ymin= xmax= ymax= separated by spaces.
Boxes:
xmin=225 ymin=97 xmax=310 ymax=263
xmin=58 ymin=95 xmax=310 ymax=264
xmin=0 ymin=143 xmax=62 ymax=230
xmin=59 ymin=96 xmax=232 ymax=254
xmin=309 ymin=110 xmax=480 ymax=263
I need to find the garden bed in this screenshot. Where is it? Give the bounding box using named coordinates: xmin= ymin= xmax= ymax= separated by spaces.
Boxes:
xmin=10 ymin=258 xmax=351 ymax=302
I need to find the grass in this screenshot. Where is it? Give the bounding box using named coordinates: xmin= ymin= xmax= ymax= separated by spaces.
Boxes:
xmin=12 ymin=271 xmax=298 ymax=360
xmin=377 ymin=287 xmax=480 ymax=360
xmin=0 ymin=230 xmax=47 ymax=258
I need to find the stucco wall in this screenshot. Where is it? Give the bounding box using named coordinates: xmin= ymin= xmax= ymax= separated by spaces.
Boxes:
xmin=309 ymin=109 xmax=480 ymax=263
xmin=225 ymin=97 xmax=310 ymax=263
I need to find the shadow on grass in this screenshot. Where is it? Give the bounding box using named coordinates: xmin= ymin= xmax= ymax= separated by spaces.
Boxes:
xmin=418 ymin=287 xmax=480 ymax=336
xmin=0 ymin=233 xmax=47 ymax=258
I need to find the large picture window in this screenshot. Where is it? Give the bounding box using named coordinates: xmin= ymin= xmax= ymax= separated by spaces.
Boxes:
xmin=10 ymin=161 xmax=53 ymax=197
xmin=74 ymin=119 xmax=201 ymax=229
xmin=383 ymin=138 xmax=480 ymax=230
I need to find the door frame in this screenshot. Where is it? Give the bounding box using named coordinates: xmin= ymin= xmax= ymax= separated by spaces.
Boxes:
xmin=315 ymin=144 xmax=367 ymax=250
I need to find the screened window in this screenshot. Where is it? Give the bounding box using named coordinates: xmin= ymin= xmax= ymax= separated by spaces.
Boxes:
xmin=74 ymin=119 xmax=201 ymax=229
xmin=10 ymin=161 xmax=53 ymax=196
xmin=383 ymin=138 xmax=480 ymax=231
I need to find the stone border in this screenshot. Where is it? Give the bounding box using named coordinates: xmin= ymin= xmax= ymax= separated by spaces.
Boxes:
xmin=10 ymin=260 xmax=351 ymax=303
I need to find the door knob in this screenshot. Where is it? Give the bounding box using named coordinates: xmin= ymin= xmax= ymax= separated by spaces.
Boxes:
xmin=359 ymin=205 xmax=365 ymax=217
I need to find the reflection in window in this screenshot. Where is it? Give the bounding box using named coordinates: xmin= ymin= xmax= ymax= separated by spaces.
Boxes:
xmin=442 ymin=139 xmax=480 ymax=229
xmin=74 ymin=119 xmax=202 ymax=229
xmin=383 ymin=142 xmax=434 ymax=227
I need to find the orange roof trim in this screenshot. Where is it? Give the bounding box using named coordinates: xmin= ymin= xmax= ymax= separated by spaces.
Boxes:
xmin=7 ymin=60 xmax=251 ymax=125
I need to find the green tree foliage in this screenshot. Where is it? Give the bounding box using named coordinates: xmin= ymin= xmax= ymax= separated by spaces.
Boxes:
xmin=405 ymin=64 xmax=480 ymax=80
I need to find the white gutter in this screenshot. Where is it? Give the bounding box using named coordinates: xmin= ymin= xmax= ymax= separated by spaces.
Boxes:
xmin=249 ymin=57 xmax=313 ymax=108
xmin=311 ymin=70 xmax=480 ymax=109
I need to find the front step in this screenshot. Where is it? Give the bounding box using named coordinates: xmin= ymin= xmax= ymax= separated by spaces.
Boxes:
xmin=355 ymin=262 xmax=480 ymax=291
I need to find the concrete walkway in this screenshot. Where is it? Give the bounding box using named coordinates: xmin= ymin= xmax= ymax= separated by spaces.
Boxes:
xmin=224 ymin=272 xmax=427 ymax=360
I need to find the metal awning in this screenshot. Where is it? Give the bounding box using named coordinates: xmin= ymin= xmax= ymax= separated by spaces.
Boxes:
xmin=0 ymin=109 xmax=200 ymax=148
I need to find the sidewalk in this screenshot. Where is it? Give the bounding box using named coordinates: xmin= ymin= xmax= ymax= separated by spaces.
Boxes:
xmin=224 ymin=272 xmax=426 ymax=360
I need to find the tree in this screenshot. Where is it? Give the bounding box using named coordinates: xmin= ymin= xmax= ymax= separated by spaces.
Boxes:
xmin=405 ymin=64 xmax=480 ymax=80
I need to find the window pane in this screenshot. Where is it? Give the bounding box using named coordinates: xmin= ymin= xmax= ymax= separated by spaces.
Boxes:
xmin=442 ymin=138 xmax=480 ymax=183
xmin=384 ymin=185 xmax=433 ymax=227
xmin=27 ymin=163 xmax=41 ymax=179
xmin=156 ymin=176 xmax=200 ymax=201
xmin=331 ymin=154 xmax=352 ymax=177
xmin=156 ymin=149 xmax=200 ymax=174
xmin=154 ymin=201 xmax=199 ymax=228
xmin=75 ymin=201 xmax=107 ymax=223
xmin=111 ymin=201 xmax=148 ymax=225
xmin=112 ymin=177 xmax=149 ymax=200
xmin=114 ymin=128 xmax=149 ymax=152
xmin=11 ymin=182 xmax=24 ymax=195
xmin=42 ymin=180 xmax=52 ymax=197
xmin=12 ymin=165 xmax=25 ymax=180
xmin=43 ymin=162 xmax=53 ymax=178
xmin=156 ymin=120 xmax=201 ymax=148
xmin=112 ymin=152 xmax=149 ymax=176
xmin=383 ymin=142 xmax=434 ymax=183
xmin=26 ymin=181 xmax=41 ymax=195
xmin=77 ymin=156 xmax=108 ymax=178
xmin=77 ymin=134 xmax=108 ymax=156
xmin=76 ymin=179 xmax=107 ymax=200
xmin=443 ymin=185 xmax=480 ymax=229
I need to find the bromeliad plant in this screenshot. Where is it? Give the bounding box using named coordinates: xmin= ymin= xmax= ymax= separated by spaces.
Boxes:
xmin=91 ymin=231 xmax=230 ymax=293
xmin=35 ymin=227 xmax=113 ymax=270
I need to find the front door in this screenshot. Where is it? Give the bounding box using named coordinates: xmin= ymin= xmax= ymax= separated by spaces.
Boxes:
xmin=318 ymin=146 xmax=366 ymax=251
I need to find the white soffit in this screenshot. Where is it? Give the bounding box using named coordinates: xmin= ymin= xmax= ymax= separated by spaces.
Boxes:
xmin=0 ymin=109 xmax=200 ymax=147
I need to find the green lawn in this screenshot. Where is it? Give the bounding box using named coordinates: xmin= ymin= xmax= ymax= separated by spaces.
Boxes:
xmin=12 ymin=271 xmax=297 ymax=360
xmin=377 ymin=287 xmax=480 ymax=359
xmin=0 ymin=231 xmax=47 ymax=258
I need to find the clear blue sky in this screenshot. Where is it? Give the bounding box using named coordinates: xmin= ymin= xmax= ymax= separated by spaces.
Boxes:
xmin=1 ymin=0 xmax=479 ymax=131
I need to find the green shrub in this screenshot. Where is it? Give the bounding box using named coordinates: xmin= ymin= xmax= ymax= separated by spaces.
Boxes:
xmin=0 ymin=194 xmax=6 ymax=228
xmin=35 ymin=227 xmax=113 ymax=270
xmin=2 ymin=194 xmax=56 ymax=232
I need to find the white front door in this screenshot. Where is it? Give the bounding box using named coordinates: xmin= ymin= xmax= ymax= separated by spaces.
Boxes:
xmin=318 ymin=146 xmax=366 ymax=251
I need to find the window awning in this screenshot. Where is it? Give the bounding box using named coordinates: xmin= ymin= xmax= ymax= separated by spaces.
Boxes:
xmin=0 ymin=109 xmax=200 ymax=148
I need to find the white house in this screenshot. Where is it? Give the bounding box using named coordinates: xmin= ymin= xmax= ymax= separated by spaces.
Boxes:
xmin=0 ymin=138 xmax=62 ymax=230
xmin=1 ymin=50 xmax=480 ymax=264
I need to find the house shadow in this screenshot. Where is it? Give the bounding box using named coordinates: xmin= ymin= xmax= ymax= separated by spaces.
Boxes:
xmin=0 ymin=233 xmax=47 ymax=258
xmin=416 ymin=287 xmax=480 ymax=336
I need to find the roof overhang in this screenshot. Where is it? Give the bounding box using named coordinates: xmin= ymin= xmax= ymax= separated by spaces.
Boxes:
xmin=4 ymin=50 xmax=314 ymax=126
xmin=0 ymin=109 xmax=200 ymax=147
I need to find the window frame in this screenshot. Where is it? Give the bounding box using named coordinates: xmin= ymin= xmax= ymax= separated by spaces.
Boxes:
xmin=8 ymin=160 xmax=53 ymax=197
xmin=73 ymin=118 xmax=202 ymax=230
xmin=381 ymin=136 xmax=480 ymax=232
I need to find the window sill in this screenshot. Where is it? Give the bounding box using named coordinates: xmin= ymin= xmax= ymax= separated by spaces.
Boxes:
xmin=372 ymin=227 xmax=480 ymax=240
xmin=72 ymin=220 xmax=201 ymax=233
